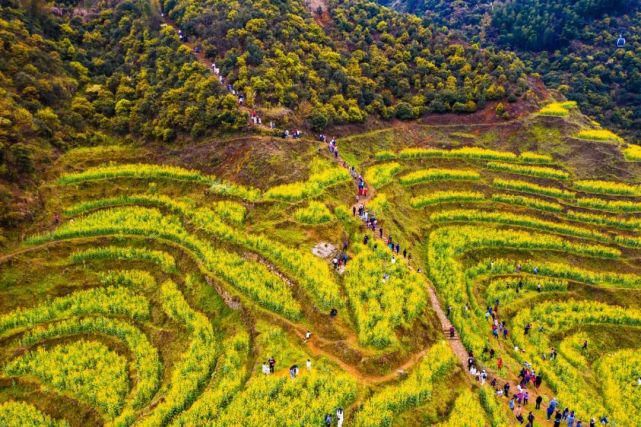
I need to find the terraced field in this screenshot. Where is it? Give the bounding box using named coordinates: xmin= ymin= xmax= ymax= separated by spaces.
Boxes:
xmin=1 ymin=107 xmax=641 ymax=425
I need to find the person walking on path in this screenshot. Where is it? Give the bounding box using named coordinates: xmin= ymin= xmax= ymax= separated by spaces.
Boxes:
xmin=268 ymin=356 xmax=276 ymax=374
xmin=535 ymin=395 xmax=543 ymax=410
xmin=547 ymin=398 xmax=558 ymax=420
xmin=336 ymin=408 xmax=344 ymax=427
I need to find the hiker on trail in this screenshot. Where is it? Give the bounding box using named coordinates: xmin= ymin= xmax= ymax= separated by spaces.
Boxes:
xmin=324 ymin=414 xmax=332 ymax=427
xmin=334 ymin=148 xmax=339 ymax=159
xmin=547 ymin=398 xmax=558 ymax=420
xmin=503 ymin=327 xmax=509 ymax=339
xmin=395 ymin=243 xmax=400 ymax=254
xmin=362 ymin=186 xmax=368 ymax=197
xmin=379 ymin=227 xmax=383 ymax=238
xmin=567 ymin=411 xmax=576 ymax=427
xmin=391 ymin=256 xmax=396 ymax=264
xmin=290 ymin=365 xmax=299 ymax=379
xmin=509 ymin=397 xmax=515 ymax=411
xmin=515 ymin=407 xmax=524 ymax=423
xmin=599 ymin=416 xmax=608 ymax=425
xmin=489 ymin=348 xmax=495 ymax=358
xmin=336 ymin=408 xmax=344 ymax=427
xmin=269 ymin=357 xmax=276 ymax=373
xmin=363 ymin=235 xmax=369 ymax=245
xmin=535 ymin=395 xmax=543 ymax=409
xmin=332 ymin=258 xmax=338 ymax=269
xmin=467 ymin=356 xmax=474 ymax=370
xmin=537 ymin=283 xmax=542 ymax=292
xmin=403 ymin=249 xmax=407 ymax=258
xmin=306 ymin=359 xmax=312 ymax=370
xmin=534 ymin=374 xmax=543 ymax=388
xmin=352 ymin=206 xmax=356 ymax=216
xmin=480 ymin=370 xmax=487 ymax=385
xmin=497 ymin=357 xmax=503 ymax=370
xmin=527 ymin=411 xmax=535 ymax=427
xmin=554 ymin=411 xmax=562 ymax=427
xmin=523 ymin=390 xmax=529 ymax=405
xmin=262 ymin=362 xmax=270 ymax=375
xmin=582 ymin=340 xmax=588 ymax=350
xmin=449 ymin=326 xmax=455 ymax=338
xmin=504 ymin=383 xmax=510 ymax=397
xmin=524 ymin=323 xmax=531 ymax=335
xmin=492 ymin=325 xmax=499 ymax=339
xmin=304 ymin=330 xmax=312 ymax=342
xmin=589 ymin=419 xmax=596 ymax=427
xmin=447 ymin=306 xmax=452 ymax=317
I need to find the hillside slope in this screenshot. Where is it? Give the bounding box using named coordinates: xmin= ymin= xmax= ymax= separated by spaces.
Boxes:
xmin=378 ymin=0 xmax=641 ymax=142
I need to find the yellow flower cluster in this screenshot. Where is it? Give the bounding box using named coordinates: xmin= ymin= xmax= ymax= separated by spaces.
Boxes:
xmin=430 ymin=209 xmax=610 ymax=243
xmin=264 ymin=167 xmax=350 ymax=201
xmin=493 ymin=178 xmax=575 ymax=199
xmin=576 ymin=196 xmax=641 ymax=213
xmin=538 ymin=101 xmax=577 ymax=116
xmin=172 ymin=330 xmax=251 ymax=425
xmin=343 ymin=243 xmax=427 ymax=348
xmin=138 ymin=280 xmax=218 ymax=426
xmin=0 ymin=401 xmax=69 ymax=427
xmin=21 ymin=316 xmax=161 ymax=419
xmin=576 ymin=129 xmax=624 ymax=143
xmin=399 ymin=168 xmax=480 ymax=186
xmin=437 ymin=390 xmax=488 ymax=426
xmin=355 ymin=341 xmax=457 ymax=426
xmin=215 ymin=365 xmax=357 ymax=426
xmin=4 ymin=340 xmax=129 ymax=418
xmin=293 ymin=201 xmax=334 ymax=224
xmin=69 ymin=245 xmax=177 ymax=273
xmin=411 ymin=191 xmax=485 ymax=208
xmin=486 ymin=161 xmax=570 ymax=180
xmin=398 ymin=146 xmax=552 ymax=164
xmin=574 ymin=179 xmax=641 ymax=196
xmin=364 ymin=161 xmax=401 ymax=188
xmin=32 ymin=207 xmax=303 ymax=318
xmin=623 ymin=144 xmax=641 ymax=161
xmin=491 ymin=192 xmax=564 ymax=212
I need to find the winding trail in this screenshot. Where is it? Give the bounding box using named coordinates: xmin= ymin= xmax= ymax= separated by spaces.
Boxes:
xmin=330 ymin=148 xmax=473 ymax=373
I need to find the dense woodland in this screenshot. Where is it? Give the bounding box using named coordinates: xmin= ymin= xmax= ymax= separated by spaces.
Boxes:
xmin=0 ymin=0 xmax=244 ymax=227
xmin=163 ymin=0 xmax=528 ymax=128
xmin=381 ymin=0 xmax=641 ymax=141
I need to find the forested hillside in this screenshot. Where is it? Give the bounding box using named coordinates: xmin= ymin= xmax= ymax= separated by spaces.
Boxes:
xmin=163 ymin=0 xmax=528 ymax=127
xmin=0 ymin=0 xmax=244 ymax=228
xmin=379 ymin=0 xmax=641 ymax=142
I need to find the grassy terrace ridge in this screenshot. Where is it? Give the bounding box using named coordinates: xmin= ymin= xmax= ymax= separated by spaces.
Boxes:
xmin=57 ymin=163 xmax=262 ymax=201
xmin=399 ymin=168 xmax=480 ymax=186
xmin=385 ymin=147 xmax=555 ymax=164
xmin=4 ymin=87 xmax=641 ymax=426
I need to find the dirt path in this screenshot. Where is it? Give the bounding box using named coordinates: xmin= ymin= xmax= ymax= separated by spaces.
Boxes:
xmin=305 ymin=0 xmax=331 ymax=26
xmin=330 ymin=146 xmax=472 ymax=368
xmin=160 ymin=15 xmax=274 ymax=131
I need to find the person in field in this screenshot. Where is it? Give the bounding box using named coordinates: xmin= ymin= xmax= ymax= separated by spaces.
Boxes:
xmin=336 ymin=408 xmax=344 ymax=427
xmin=268 ymin=356 xmax=276 ymax=373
